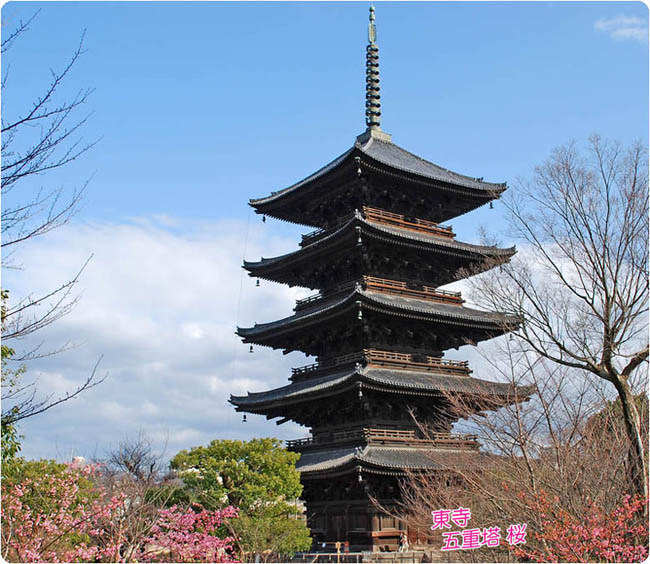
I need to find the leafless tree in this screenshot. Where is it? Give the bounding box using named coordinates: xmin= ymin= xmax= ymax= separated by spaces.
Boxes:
xmin=102 ymin=431 xmax=168 ymax=485
xmin=1 ymin=355 xmax=105 ymax=429
xmin=1 ymin=11 xmax=103 ymax=433
xmin=467 ymin=135 xmax=648 ymax=499
xmin=94 ymin=433 xmax=181 ymax=562
xmin=393 ymin=338 xmax=646 ymax=561
xmin=2 ymin=9 xmax=98 ymax=255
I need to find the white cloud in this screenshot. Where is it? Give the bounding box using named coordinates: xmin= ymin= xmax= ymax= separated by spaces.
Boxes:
xmin=3 ymin=215 xmax=311 ymax=462
xmin=181 ymin=323 xmax=206 ymax=340
xmin=594 ymin=14 xmax=648 ymax=42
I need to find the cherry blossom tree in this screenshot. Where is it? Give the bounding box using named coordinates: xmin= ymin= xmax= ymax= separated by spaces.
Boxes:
xmin=513 ymin=492 xmax=648 ymax=563
xmin=1 ymin=460 xmax=239 ymax=563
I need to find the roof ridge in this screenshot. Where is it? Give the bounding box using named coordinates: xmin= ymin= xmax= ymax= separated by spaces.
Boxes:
xmin=359 ymin=136 xmax=506 ymax=188
xmin=361 ymin=217 xmax=517 ymax=255
xmin=360 ymin=288 xmax=516 ymax=324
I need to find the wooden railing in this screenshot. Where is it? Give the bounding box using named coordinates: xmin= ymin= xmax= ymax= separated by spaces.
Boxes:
xmin=299 ymin=206 xmax=455 ymax=247
xmin=300 ymin=211 xmax=356 ymax=247
xmin=363 ymin=206 xmax=454 ymax=239
xmin=290 ymin=348 xmax=470 ymax=379
xmin=301 ymin=226 xmax=327 ymax=246
xmin=286 ymin=428 xmax=479 ymax=450
xmin=294 ymin=276 xmax=462 ymax=312
xmin=363 ymin=276 xmax=462 ymax=305
xmin=364 ymin=348 xmax=470 ymax=375
xmin=291 ymin=352 xmax=364 ymax=378
xmin=294 ymin=282 xmax=355 ymax=311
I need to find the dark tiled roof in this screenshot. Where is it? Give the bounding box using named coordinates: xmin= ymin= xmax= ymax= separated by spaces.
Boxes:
xmin=250 ymin=137 xmax=505 ymax=207
xmin=229 ymin=366 xmax=531 ymax=408
xmin=230 ymin=369 xmax=355 ymax=406
xmin=365 ymin=291 xmax=508 ymax=324
xmin=243 ymin=213 xmax=515 ymax=271
xmin=364 ymin=368 xmax=530 ymax=397
xmin=297 ymin=445 xmax=451 ymax=474
xmin=237 ymin=287 xmax=518 ymax=339
xmin=357 ymin=137 xmax=505 ymax=192
xmin=366 ymin=220 xmax=515 ymax=256
xmin=296 ymin=446 xmax=358 ymax=473
xmin=237 ymin=290 xmax=354 ymax=337
xmin=360 ymin=447 xmax=448 ymax=470
xmin=251 ymin=148 xmax=354 ymax=206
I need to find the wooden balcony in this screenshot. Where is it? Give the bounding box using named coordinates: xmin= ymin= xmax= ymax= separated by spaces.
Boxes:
xmin=294 ymin=282 xmax=355 ymax=311
xmin=299 ymin=206 xmax=455 ymax=247
xmin=364 ymin=349 xmax=471 ymax=376
xmin=300 ymin=226 xmax=327 ymax=246
xmin=362 ymin=206 xmax=455 ymax=239
xmin=290 ymin=348 xmax=471 ymax=380
xmin=294 ymin=276 xmax=462 ymax=312
xmin=300 ymin=210 xmax=356 ymax=247
xmin=286 ymin=427 xmax=479 ymax=451
xmin=363 ymin=276 xmax=463 ymax=305
xmin=291 ymin=351 xmax=364 ymax=379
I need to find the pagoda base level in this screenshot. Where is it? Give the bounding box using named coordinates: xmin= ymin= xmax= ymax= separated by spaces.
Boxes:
xmin=302 ymin=474 xmax=434 ymax=553
xmin=307 ymin=499 xmax=403 ymax=553
xmin=305 ymin=501 xmax=435 ymax=554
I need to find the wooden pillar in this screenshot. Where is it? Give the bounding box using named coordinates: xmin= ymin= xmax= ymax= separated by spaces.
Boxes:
xmin=371 ymin=511 xmax=380 ymax=552
xmin=344 ymin=504 xmax=350 ymax=543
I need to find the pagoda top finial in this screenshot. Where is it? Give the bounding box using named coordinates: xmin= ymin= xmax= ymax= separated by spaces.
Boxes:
xmin=365 ymin=5 xmax=382 ymax=132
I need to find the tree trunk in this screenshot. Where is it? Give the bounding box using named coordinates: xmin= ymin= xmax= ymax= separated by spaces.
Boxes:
xmin=612 ymin=374 xmax=648 ymax=500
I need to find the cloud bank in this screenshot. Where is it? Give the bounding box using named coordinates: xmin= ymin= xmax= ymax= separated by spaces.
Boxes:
xmin=4 ymin=216 xmax=314 ymax=461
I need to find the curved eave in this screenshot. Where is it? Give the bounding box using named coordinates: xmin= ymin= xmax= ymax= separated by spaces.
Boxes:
xmin=243 ymin=213 xmax=516 ymax=275
xmin=356 ymin=137 xmax=506 ymax=195
xmin=249 ymin=137 xmax=506 ymax=213
xmin=297 ymin=445 xmax=488 ymax=477
xmin=229 ymin=366 xmax=534 ymax=412
xmin=297 ymin=447 xmax=444 ymax=476
xmin=236 ymin=288 xmax=521 ymax=341
xmin=249 ymin=148 xmax=354 ymax=208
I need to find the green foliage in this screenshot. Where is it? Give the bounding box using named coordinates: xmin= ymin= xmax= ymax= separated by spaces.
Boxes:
xmin=1 ymin=354 xmax=25 ymax=464
xmin=170 ymin=438 xmax=311 ymax=559
xmin=1 ymin=292 xmax=26 ymax=465
xmin=231 ymin=505 xmax=312 ymax=561
xmin=1 ymin=423 xmax=21 ymax=465
xmin=170 ymin=438 xmax=303 ymax=511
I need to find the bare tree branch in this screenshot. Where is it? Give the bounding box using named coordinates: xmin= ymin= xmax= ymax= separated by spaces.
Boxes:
xmin=1 ymin=356 xmax=107 ymax=426
xmin=1 ymin=13 xmax=103 ymax=436
xmin=467 ymin=135 xmax=649 ymax=499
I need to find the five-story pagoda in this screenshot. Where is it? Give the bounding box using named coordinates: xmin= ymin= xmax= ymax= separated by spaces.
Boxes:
xmin=231 ymin=7 xmax=530 ymax=552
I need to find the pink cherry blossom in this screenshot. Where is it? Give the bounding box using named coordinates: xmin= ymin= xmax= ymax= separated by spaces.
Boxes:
xmin=2 ymin=464 xmax=239 ymax=563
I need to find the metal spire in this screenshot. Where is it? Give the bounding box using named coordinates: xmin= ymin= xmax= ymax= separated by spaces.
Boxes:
xmin=365 ymin=5 xmax=381 ymax=130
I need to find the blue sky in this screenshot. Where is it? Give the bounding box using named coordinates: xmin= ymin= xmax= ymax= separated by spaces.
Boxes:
xmin=2 ymin=1 xmax=648 ymax=461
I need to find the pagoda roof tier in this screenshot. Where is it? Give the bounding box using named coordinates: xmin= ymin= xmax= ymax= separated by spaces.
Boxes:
xmin=230 ymin=365 xmax=532 ymax=419
xmin=237 ymin=287 xmax=519 ymax=357
xmin=244 ymin=211 xmax=515 ymax=290
xmin=296 ymin=444 xmax=483 ymax=479
xmin=290 ymin=348 xmax=472 ymax=381
xmin=249 ymin=133 xmax=506 ymax=227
